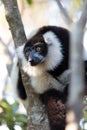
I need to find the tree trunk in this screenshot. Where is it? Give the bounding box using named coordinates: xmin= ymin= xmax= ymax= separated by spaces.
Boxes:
xmin=2 ymin=0 xmax=50 ymax=129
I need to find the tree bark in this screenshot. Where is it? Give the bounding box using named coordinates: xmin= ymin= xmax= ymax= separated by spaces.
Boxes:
xmin=2 ymin=0 xmax=50 ymax=130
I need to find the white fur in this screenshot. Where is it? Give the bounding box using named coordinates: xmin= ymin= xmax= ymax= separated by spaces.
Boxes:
xmin=83 ymin=43 xmax=87 ymax=61
xmin=83 ymin=32 xmax=87 ymax=60
xmin=58 ymin=69 xmax=70 ymax=85
xmin=16 ymin=30 xmax=64 ymax=94
xmin=10 ymin=56 xmax=19 ymax=98
xmin=43 ymin=31 xmax=63 ymax=71
xmin=16 ymin=44 xmax=27 ymax=68
xmin=30 ymin=72 xmax=66 ymax=94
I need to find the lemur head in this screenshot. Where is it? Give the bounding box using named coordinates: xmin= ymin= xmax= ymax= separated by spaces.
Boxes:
xmin=24 ymin=26 xmax=67 ymax=69
xmin=23 ymin=26 xmax=69 ymax=70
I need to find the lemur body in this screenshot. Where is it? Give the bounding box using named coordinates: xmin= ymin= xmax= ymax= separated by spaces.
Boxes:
xmin=16 ymin=26 xmax=87 ymax=130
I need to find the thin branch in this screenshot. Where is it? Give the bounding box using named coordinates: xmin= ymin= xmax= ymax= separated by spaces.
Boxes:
xmin=78 ymin=0 xmax=87 ymax=28
xmin=55 ymin=0 xmax=73 ymax=25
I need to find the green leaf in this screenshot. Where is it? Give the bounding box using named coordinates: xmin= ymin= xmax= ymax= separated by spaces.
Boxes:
xmin=15 ymin=114 xmax=27 ymax=123
xmin=0 ymin=99 xmax=27 ymax=130
xmin=0 ymin=99 xmax=12 ymax=112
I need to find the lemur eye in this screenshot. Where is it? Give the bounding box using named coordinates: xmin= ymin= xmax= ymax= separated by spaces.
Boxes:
xmin=25 ymin=51 xmax=30 ymax=57
xmin=36 ymin=47 xmax=41 ymax=52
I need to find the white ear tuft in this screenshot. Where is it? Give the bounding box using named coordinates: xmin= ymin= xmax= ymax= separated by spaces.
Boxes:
xmin=16 ymin=44 xmax=27 ymax=68
xmin=43 ymin=32 xmax=53 ymax=45
xmin=44 ymin=37 xmax=52 ymax=45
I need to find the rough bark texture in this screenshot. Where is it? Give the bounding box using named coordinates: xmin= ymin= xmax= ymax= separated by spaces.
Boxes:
xmin=21 ymin=70 xmax=49 ymax=130
xmin=2 ymin=0 xmax=49 ymax=130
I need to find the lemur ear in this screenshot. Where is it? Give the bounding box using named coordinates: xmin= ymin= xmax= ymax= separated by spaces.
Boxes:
xmin=43 ymin=32 xmax=52 ymax=45
xmin=44 ymin=37 xmax=51 ymax=45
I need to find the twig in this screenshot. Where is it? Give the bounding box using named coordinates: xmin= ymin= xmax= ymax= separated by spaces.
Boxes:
xmin=55 ymin=0 xmax=73 ymax=25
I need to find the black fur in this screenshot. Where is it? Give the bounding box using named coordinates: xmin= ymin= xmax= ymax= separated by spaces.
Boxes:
xmin=17 ymin=70 xmax=27 ymax=100
xmin=40 ymin=88 xmax=68 ymax=130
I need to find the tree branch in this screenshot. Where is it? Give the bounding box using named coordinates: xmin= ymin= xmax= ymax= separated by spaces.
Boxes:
xmin=55 ymin=0 xmax=73 ymax=25
xmin=67 ymin=1 xmax=87 ymax=130
xmin=2 ymin=0 xmax=27 ymax=47
xmin=56 ymin=0 xmax=87 ymax=130
xmin=69 ymin=0 xmax=87 ymax=105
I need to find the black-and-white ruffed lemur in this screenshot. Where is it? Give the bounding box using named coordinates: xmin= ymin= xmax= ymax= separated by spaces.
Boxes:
xmin=16 ymin=26 xmax=87 ymax=130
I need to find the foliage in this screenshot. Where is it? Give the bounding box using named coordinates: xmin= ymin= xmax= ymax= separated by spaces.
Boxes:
xmin=72 ymin=0 xmax=82 ymax=8
xmin=26 ymin=0 xmax=33 ymax=5
xmin=0 ymin=99 xmax=27 ymax=130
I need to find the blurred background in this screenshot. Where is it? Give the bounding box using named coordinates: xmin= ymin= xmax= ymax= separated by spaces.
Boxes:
xmin=0 ymin=0 xmax=87 ymax=129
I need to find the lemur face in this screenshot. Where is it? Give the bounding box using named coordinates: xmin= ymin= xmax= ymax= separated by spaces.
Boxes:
xmin=24 ymin=40 xmax=48 ymax=66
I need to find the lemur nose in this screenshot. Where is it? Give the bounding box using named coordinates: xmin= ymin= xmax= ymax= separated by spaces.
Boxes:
xmin=29 ymin=57 xmax=32 ymax=62
xmin=28 ymin=56 xmax=36 ymax=66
